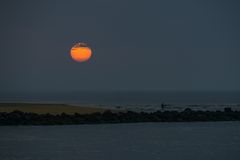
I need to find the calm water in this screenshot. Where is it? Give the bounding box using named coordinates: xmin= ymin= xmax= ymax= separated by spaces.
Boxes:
xmin=1 ymin=91 xmax=240 ymax=105
xmin=1 ymin=91 xmax=240 ymax=112
xmin=0 ymin=122 xmax=240 ymax=160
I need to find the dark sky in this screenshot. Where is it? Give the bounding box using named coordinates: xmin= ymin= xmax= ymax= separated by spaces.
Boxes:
xmin=0 ymin=0 xmax=240 ymax=93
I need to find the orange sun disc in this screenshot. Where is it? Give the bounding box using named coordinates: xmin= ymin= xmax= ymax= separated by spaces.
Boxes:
xmin=70 ymin=43 xmax=92 ymax=62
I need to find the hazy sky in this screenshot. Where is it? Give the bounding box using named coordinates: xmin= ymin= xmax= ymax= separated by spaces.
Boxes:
xmin=0 ymin=0 xmax=240 ymax=93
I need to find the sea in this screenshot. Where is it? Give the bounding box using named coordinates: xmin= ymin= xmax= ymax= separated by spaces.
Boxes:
xmin=0 ymin=91 xmax=240 ymax=112
xmin=0 ymin=92 xmax=240 ymax=160
xmin=0 ymin=122 xmax=240 ymax=160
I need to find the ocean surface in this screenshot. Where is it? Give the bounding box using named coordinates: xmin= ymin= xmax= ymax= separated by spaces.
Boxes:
xmin=0 ymin=122 xmax=240 ymax=160
xmin=0 ymin=91 xmax=240 ymax=112
xmin=1 ymin=91 xmax=240 ymax=104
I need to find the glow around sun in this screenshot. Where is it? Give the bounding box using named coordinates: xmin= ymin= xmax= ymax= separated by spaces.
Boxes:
xmin=70 ymin=42 xmax=92 ymax=62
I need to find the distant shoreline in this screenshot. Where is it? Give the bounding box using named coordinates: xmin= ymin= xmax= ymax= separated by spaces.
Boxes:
xmin=0 ymin=103 xmax=124 ymax=115
xmin=0 ymin=103 xmax=240 ymax=125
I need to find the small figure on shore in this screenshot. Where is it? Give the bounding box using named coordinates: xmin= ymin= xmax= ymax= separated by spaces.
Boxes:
xmin=161 ymin=102 xmax=165 ymax=110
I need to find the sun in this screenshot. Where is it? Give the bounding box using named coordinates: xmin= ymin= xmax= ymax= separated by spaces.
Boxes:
xmin=70 ymin=42 xmax=92 ymax=62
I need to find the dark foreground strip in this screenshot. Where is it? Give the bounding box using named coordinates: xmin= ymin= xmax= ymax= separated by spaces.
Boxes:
xmin=0 ymin=108 xmax=240 ymax=125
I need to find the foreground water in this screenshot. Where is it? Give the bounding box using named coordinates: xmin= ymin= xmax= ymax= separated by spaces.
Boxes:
xmin=0 ymin=122 xmax=240 ymax=160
